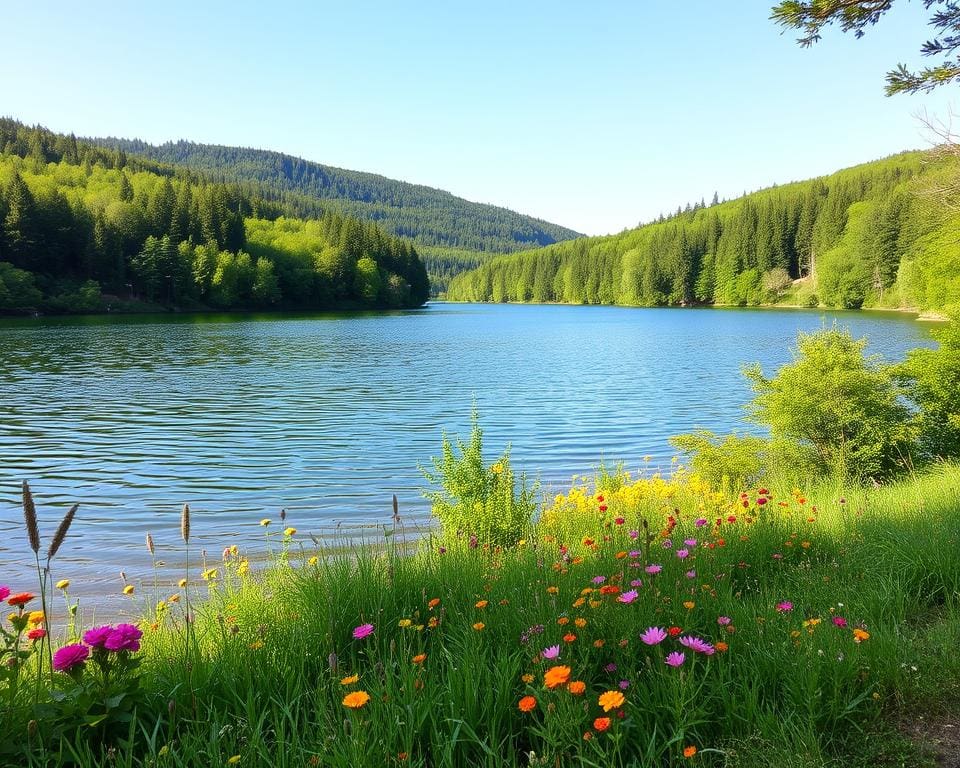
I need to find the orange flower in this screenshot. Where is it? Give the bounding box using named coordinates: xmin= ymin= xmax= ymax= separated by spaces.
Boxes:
xmin=683 ymin=601 xmax=695 ymax=610
xmin=342 ymin=691 xmax=371 ymax=709
xmin=599 ymin=585 xmax=620 ymax=595
xmin=472 ymin=622 xmax=485 ymax=631
xmin=412 ymin=653 xmax=427 ymax=664
xmin=567 ymin=681 xmax=586 ymax=695
xmin=598 ymin=690 xmax=625 ymax=712
xmin=475 ymin=600 xmax=488 ymax=609
xmin=428 ymin=598 xmax=440 ymax=609
xmin=683 ymin=746 xmax=698 ymax=758
xmin=593 ymin=639 xmax=605 ymax=648
xmin=7 ymin=593 xmax=34 ymax=608
xmin=593 ymin=717 xmax=611 ymax=732
xmin=563 ymin=633 xmax=577 ymax=643
xmin=546 ymin=586 xmax=559 ymax=594
xmin=574 ymin=617 xmax=587 ymax=628
xmin=340 ymin=674 xmax=359 ymax=685
xmin=518 ymin=695 xmax=537 ymax=712
xmin=557 ymin=616 xmax=569 ymax=626
xmin=543 ymin=665 xmax=571 ymax=689
xmin=714 ymin=641 xmax=729 ymax=652
xmin=853 ymin=628 xmax=870 ymax=643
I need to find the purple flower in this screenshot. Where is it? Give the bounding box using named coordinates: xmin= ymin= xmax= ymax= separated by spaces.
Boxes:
xmin=684 ymin=539 xmax=697 ymax=548
xmin=468 ymin=535 xmax=478 ymax=549
xmin=353 ymin=623 xmax=375 ymax=640
xmin=105 ymin=623 xmax=142 ymax=652
xmin=645 ymin=564 xmax=662 ymax=575
xmin=83 ymin=625 xmax=114 ymax=649
xmin=628 ymin=550 xmax=641 ymax=559
xmin=679 ymin=635 xmax=715 ymax=655
xmin=717 ymin=616 xmax=732 ymax=626
xmin=438 ymin=546 xmax=447 ymax=555
xmin=604 ymin=663 xmax=617 ymax=673
xmin=592 ymin=575 xmax=606 ymax=585
xmin=630 ymin=579 xmax=643 ymax=587
xmin=618 ymin=590 xmax=638 ymax=604
xmin=664 ymin=652 xmax=686 ymax=668
xmin=662 ymin=540 xmax=673 ymax=549
xmin=676 ymin=549 xmax=689 ymax=559
xmin=776 ymin=601 xmax=793 ymax=613
xmin=628 ymin=530 xmax=639 ymax=540
xmin=694 ymin=518 xmax=708 ymax=527
xmin=685 ymin=570 xmax=696 ymax=579
xmin=640 ymin=626 xmax=667 ymax=646
xmin=618 ymin=679 xmax=630 ymax=690
xmin=53 ymin=643 xmax=89 ymax=672
xmin=542 ymin=645 xmax=560 ymax=660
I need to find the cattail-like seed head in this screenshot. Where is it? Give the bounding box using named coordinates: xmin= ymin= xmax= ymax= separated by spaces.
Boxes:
xmin=280 ymin=508 xmax=286 ymax=522
xmin=181 ymin=504 xmax=190 ymax=544
xmin=22 ymin=481 xmax=40 ymax=554
xmin=146 ymin=532 xmax=155 ymax=556
xmin=47 ymin=503 xmax=78 ymax=561
xmin=392 ymin=494 xmax=399 ymax=523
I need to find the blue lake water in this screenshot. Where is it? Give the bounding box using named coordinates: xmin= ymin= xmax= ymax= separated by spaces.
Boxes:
xmin=0 ymin=303 xmax=932 ymax=613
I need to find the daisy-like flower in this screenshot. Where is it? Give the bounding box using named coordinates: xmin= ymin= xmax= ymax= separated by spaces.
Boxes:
xmin=543 ymin=665 xmax=571 ymax=689
xmin=592 ymin=575 xmax=606 ymax=585
xmin=352 ymin=623 xmax=375 ymax=640
xmin=676 ymin=549 xmax=689 ymax=559
xmin=342 ymin=691 xmax=370 ymax=709
xmin=679 ymin=636 xmax=715 ymax=655
xmin=617 ymin=590 xmax=638 ymax=604
xmin=598 ymin=690 xmax=625 ymax=712
xmin=644 ymin=564 xmax=662 ymax=575
xmin=640 ymin=626 xmax=667 ymax=646
xmin=542 ymin=645 xmax=560 ymax=660
xmin=776 ymin=601 xmax=793 ymax=613
xmin=694 ymin=518 xmax=708 ymax=527
xmin=832 ymin=616 xmax=848 ymax=628
xmin=664 ymin=652 xmax=686 ymax=667
xmin=717 ymin=616 xmax=732 ymax=626
xmin=53 ymin=643 xmax=89 ymax=672
xmin=684 ymin=539 xmax=697 ymax=547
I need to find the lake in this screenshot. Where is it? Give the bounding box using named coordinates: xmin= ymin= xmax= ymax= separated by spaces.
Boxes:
xmin=0 ymin=303 xmax=932 ymax=614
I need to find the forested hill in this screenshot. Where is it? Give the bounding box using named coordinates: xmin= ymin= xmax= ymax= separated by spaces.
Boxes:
xmin=87 ymin=137 xmax=583 ymax=255
xmin=447 ymin=151 xmax=960 ymax=313
xmin=0 ymin=119 xmax=429 ymax=313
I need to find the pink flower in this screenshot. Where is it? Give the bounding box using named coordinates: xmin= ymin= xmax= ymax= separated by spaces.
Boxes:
xmin=105 ymin=623 xmax=142 ymax=652
xmin=592 ymin=576 xmax=606 ymax=585
xmin=353 ymin=623 xmax=375 ymax=640
xmin=832 ymin=616 xmax=848 ymax=628
xmin=629 ymin=579 xmax=643 ymax=587
xmin=628 ymin=530 xmax=639 ymax=540
xmin=618 ymin=679 xmax=630 ymax=690
xmin=776 ymin=602 xmax=793 ymax=613
xmin=694 ymin=518 xmax=708 ymax=527
xmin=83 ymin=625 xmax=114 ymax=649
xmin=640 ymin=626 xmax=667 ymax=646
xmin=664 ymin=652 xmax=686 ymax=668
xmin=679 ymin=636 xmax=715 ymax=655
xmin=617 ymin=590 xmax=638 ymax=604
xmin=676 ymin=549 xmax=689 ymax=559
xmin=684 ymin=539 xmax=697 ymax=548
xmin=0 ymin=586 xmax=9 ymax=602
xmin=645 ymin=564 xmax=662 ymax=575
xmin=604 ymin=662 xmax=617 ymax=672
xmin=542 ymin=645 xmax=560 ymax=660
xmin=717 ymin=616 xmax=732 ymax=626
xmin=53 ymin=643 xmax=89 ymax=672
xmin=685 ymin=570 xmax=696 ymax=579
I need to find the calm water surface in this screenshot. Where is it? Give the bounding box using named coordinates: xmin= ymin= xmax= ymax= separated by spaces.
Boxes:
xmin=0 ymin=303 xmax=932 ymax=614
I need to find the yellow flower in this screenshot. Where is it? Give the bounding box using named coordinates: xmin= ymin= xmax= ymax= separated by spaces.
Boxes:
xmin=521 ymin=673 xmax=534 ymax=684
xmin=202 ymin=568 xmax=218 ymax=581
xmin=491 ymin=462 xmax=503 ymax=474
xmin=546 ymin=586 xmax=559 ymax=595
xmin=237 ymin=560 xmax=249 ymax=576
xmin=398 ymin=619 xmax=412 ymax=628
xmin=284 ymin=527 xmax=297 ymax=537
xmin=260 ymin=519 xmax=271 ymax=527
xmin=123 ymin=585 xmax=135 ymax=596
xmin=249 ymin=640 xmax=264 ymax=650
xmin=227 ymin=756 xmax=241 ymax=765
xmin=342 ymin=690 xmax=370 ymax=709
xmin=472 ymin=622 xmax=485 ymax=631
xmin=308 ymin=556 xmax=319 ymax=566
xmin=598 ymin=690 xmax=626 ymax=712
xmin=178 ymin=578 xmax=188 ymax=588
xmin=518 ymin=539 xmax=526 ymax=546
xmin=683 ymin=601 xmax=695 ymax=610
xmin=55 ymin=579 xmax=70 ymax=590
xmin=340 ymin=675 xmax=359 ymax=685
xmin=27 ymin=611 xmax=44 ymax=626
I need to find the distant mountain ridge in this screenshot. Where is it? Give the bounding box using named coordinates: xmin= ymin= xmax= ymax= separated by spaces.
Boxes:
xmin=87 ymin=137 xmax=583 ymax=255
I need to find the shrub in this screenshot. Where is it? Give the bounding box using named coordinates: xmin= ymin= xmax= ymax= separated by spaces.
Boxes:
xmin=422 ymin=414 xmax=538 ymax=546
xmin=744 ymin=327 xmax=914 ymax=480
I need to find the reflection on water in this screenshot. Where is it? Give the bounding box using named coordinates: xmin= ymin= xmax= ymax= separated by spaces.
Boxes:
xmin=0 ymin=304 xmax=931 ymax=615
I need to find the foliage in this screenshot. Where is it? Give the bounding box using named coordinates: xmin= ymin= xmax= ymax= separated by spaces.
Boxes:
xmin=421 ymin=415 xmax=538 ymax=546
xmin=448 ymin=151 xmax=960 ymax=313
xmin=899 ymin=306 xmax=960 ymax=459
xmin=770 ymin=0 xmax=960 ymax=95
xmin=744 ymin=328 xmax=914 ymax=479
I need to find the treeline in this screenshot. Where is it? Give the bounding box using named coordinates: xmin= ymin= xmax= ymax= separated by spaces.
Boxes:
xmin=448 ymin=151 xmax=960 ymax=312
xmin=0 ymin=120 xmax=429 ymax=312
xmin=88 ymin=138 xmax=583 ymax=256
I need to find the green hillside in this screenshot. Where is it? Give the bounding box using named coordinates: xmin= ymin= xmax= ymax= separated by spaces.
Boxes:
xmin=88 ymin=136 xmax=583 ymax=290
xmin=447 ymin=151 xmax=960 ymax=313
xmin=0 ymin=119 xmax=429 ymax=313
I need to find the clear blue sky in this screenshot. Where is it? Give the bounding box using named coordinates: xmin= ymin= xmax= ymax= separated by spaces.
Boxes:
xmin=2 ymin=1 xmax=955 ymax=236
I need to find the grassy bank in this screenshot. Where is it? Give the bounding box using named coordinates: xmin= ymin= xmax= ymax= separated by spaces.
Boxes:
xmin=3 ymin=463 xmax=960 ymax=767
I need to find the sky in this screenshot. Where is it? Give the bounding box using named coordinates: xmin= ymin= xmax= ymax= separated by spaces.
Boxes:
xmin=2 ymin=1 xmax=956 ymax=236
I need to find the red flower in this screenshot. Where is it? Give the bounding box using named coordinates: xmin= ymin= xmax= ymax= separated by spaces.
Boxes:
xmin=7 ymin=593 xmax=35 ymax=607
xmin=27 ymin=628 xmax=46 ymax=641
xmin=668 ymin=626 xmax=682 ymax=637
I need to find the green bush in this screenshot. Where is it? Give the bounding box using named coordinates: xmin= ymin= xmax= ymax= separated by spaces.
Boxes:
xmin=744 ymin=327 xmax=914 ymax=481
xmin=422 ymin=415 xmax=538 ymax=546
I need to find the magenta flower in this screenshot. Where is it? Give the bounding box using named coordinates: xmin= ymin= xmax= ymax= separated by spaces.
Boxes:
xmin=684 ymin=539 xmax=697 ymax=548
xmin=628 ymin=550 xmax=641 ymax=559
xmin=630 ymin=579 xmax=643 ymax=587
xmin=645 ymin=564 xmax=662 ymax=575
xmin=717 ymin=616 xmax=732 ymax=626
xmin=353 ymin=623 xmax=375 ymax=640
xmin=83 ymin=625 xmax=114 ymax=648
xmin=618 ymin=679 xmax=630 ymax=690
xmin=832 ymin=616 xmax=848 ymax=628
xmin=105 ymin=623 xmax=142 ymax=652
xmin=604 ymin=662 xmax=618 ymax=673
xmin=685 ymin=569 xmax=696 ymax=579
xmin=694 ymin=518 xmax=708 ymax=527
xmin=592 ymin=575 xmax=606 ymax=585
xmin=0 ymin=586 xmax=9 ymax=602
xmin=53 ymin=643 xmax=89 ymax=672
xmin=618 ymin=590 xmax=638 ymax=604
xmin=542 ymin=645 xmax=560 ymax=660
xmin=628 ymin=530 xmax=639 ymax=540
xmin=679 ymin=635 xmax=715 ymax=655
xmin=676 ymin=548 xmax=689 ymax=559
xmin=664 ymin=652 xmax=686 ymax=668
xmin=776 ymin=602 xmax=793 ymax=613
xmin=640 ymin=626 xmax=667 ymax=646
